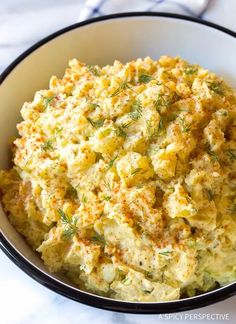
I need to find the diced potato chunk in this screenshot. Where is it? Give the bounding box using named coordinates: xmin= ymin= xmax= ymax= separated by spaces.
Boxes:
xmin=151 ymin=143 xmax=177 ymax=179
xmin=164 ymin=183 xmax=197 ymax=218
xmin=117 ymin=152 xmax=154 ymax=186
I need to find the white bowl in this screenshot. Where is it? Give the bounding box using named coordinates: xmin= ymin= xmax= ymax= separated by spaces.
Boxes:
xmin=0 ymin=13 xmax=236 ymax=313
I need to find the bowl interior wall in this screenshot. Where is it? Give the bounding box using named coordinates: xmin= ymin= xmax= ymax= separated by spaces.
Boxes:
xmin=0 ymin=15 xmax=236 ymax=297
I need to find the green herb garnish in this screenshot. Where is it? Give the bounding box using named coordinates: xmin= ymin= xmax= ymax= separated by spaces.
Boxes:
xmin=147 ymin=116 xmax=168 ymax=139
xmin=87 ymin=117 xmax=104 ymax=128
xmin=107 ymin=155 xmax=118 ymax=170
xmin=41 ymin=139 xmax=54 ymax=151
xmin=89 ymin=103 xmax=100 ymax=110
xmin=185 ymin=66 xmax=198 ymax=75
xmin=208 ymin=150 xmax=219 ymax=161
xmin=155 ymin=94 xmax=170 ymax=112
xmin=91 ymin=233 xmax=105 ymax=246
xmin=104 ymin=179 xmax=112 ymax=191
xmin=139 ymin=74 xmax=153 ymax=83
xmin=146 ymin=121 xmax=159 ymax=140
xmin=42 ymin=95 xmax=56 ymax=109
xmin=146 ymin=120 xmax=153 ymax=137
xmin=131 ymin=168 xmax=142 ymax=176
xmin=58 ymin=209 xmax=78 ymax=240
xmin=62 ymin=227 xmax=77 ymax=240
xmin=159 ymin=251 xmax=171 ymax=256
xmin=208 ymin=82 xmax=224 ymax=95
xmin=121 ymin=277 xmax=131 ymax=285
xmin=205 ymin=189 xmax=214 ymax=201
xmin=87 ymin=65 xmax=100 ymax=76
xmin=143 ymin=288 xmax=154 ymax=294
xmin=220 ymin=111 xmax=228 ymax=117
xmin=128 ymin=99 xmax=142 ymax=121
xmin=58 ymin=208 xmax=70 ymax=224
xmin=109 ymin=81 xmax=131 ymax=97
xmin=157 ymin=116 xmax=165 ymax=135
xmin=104 ymin=196 xmax=111 ymax=201
xmin=82 ymin=195 xmax=87 ymax=203
xmin=121 ymin=121 xmax=133 ymax=129
xmin=226 ymin=149 xmax=236 ymax=161
xmin=178 ymin=116 xmax=194 ymax=133
xmin=55 ymin=126 xmax=63 ymax=134
xmin=115 ymin=126 xmax=127 ymax=138
xmin=205 ymin=144 xmax=219 ymax=162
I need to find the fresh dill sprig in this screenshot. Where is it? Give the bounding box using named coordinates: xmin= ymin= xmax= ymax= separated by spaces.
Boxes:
xmin=146 ymin=120 xmax=153 ymax=137
xmin=159 ymin=251 xmax=172 ymax=256
xmin=121 ymin=121 xmax=133 ymax=129
xmin=82 ymin=194 xmax=87 ymax=203
xmin=185 ymin=66 xmax=198 ymax=75
xmin=121 ymin=277 xmax=131 ymax=285
xmin=178 ymin=116 xmax=194 ymax=133
xmin=147 ymin=116 xmax=169 ymax=139
xmin=41 ymin=139 xmax=54 ymax=151
xmin=220 ymin=110 xmax=228 ymax=117
xmin=143 ymin=288 xmax=154 ymax=294
xmin=58 ymin=208 xmax=70 ymax=224
xmin=226 ymin=149 xmax=236 ymax=161
xmin=128 ymin=99 xmax=142 ymax=121
xmin=87 ymin=117 xmax=104 ymax=128
xmin=62 ymin=227 xmax=77 ymax=240
xmin=155 ymin=94 xmax=170 ymax=112
xmin=205 ymin=144 xmax=219 ymax=162
xmin=104 ymin=195 xmax=111 ymax=201
xmin=107 ymin=155 xmax=118 ymax=170
xmin=157 ymin=116 xmax=165 ymax=135
xmin=139 ymin=74 xmax=153 ymax=83
xmin=208 ymin=150 xmax=219 ymax=162
xmin=87 ymin=65 xmax=100 ymax=76
xmin=42 ymin=95 xmax=56 ymax=109
xmin=129 ymin=112 xmax=141 ymax=123
xmin=155 ymin=93 xmax=180 ymax=112
xmin=55 ymin=126 xmax=63 ymax=134
xmin=109 ymin=81 xmax=131 ymax=97
xmin=115 ymin=126 xmax=127 ymax=138
xmin=146 ymin=121 xmax=159 ymax=140
xmin=131 ymin=168 xmax=142 ymax=176
xmin=209 ymin=151 xmax=218 ymax=161
xmin=167 ymin=187 xmax=175 ymax=193
xmin=89 ymin=103 xmax=100 ymax=110
xmin=205 ymin=189 xmax=214 ymax=201
xmin=104 ymin=179 xmax=112 ymax=191
xmin=208 ymin=82 xmax=224 ymax=95
xmin=58 ymin=209 xmax=79 ymax=240
xmin=91 ymin=233 xmax=105 ymax=246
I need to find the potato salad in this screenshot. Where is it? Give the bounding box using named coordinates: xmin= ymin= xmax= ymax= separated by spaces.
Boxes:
xmin=1 ymin=56 xmax=236 ymax=302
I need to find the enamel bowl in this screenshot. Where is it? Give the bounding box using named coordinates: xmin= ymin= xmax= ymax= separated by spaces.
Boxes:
xmin=0 ymin=13 xmax=236 ymax=314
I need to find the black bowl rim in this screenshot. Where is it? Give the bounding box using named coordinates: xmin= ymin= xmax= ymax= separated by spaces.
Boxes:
xmin=0 ymin=12 xmax=236 ymax=314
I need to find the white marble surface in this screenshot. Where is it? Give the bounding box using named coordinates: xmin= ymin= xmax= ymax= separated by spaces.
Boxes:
xmin=1 ymin=250 xmax=236 ymax=324
xmin=0 ymin=1 xmax=236 ymax=323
